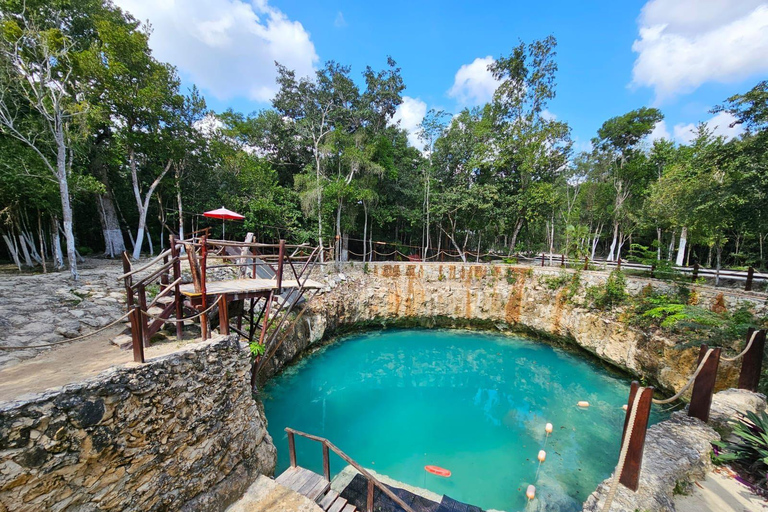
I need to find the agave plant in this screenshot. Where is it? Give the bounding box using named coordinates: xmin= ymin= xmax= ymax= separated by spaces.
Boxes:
xmin=713 ymin=409 xmax=768 ymax=488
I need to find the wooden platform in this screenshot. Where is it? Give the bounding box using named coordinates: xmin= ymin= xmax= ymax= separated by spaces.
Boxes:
xmin=178 ymin=278 xmax=323 ymax=298
xmin=276 ymin=467 xmax=356 ymax=512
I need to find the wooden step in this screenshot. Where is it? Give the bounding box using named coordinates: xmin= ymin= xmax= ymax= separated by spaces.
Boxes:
xmin=318 ymin=490 xmax=339 ymax=510
xmin=326 ymin=497 xmax=349 ymax=512
xmin=340 ymin=504 xmax=356 ymax=512
xmin=275 ymin=466 xmax=331 ymax=504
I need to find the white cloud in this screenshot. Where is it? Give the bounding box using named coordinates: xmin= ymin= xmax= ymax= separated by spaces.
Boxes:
xmin=114 ymin=0 xmax=318 ymax=102
xmin=447 ymin=56 xmax=500 ymax=106
xmin=649 ymin=120 xmax=671 ymax=141
xmin=672 ymin=111 xmax=744 ymax=144
xmin=334 ymin=12 xmax=347 ymax=28
xmin=631 ymin=0 xmax=768 ymax=102
xmin=390 ymin=96 xmax=427 ymax=148
xmin=541 ymin=109 xmax=557 ymax=121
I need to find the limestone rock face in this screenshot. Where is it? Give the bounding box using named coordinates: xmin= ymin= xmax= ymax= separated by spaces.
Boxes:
xmin=708 ymin=388 xmax=768 ymax=436
xmin=0 ymin=335 xmax=276 ymax=512
xmin=260 ymin=263 xmax=757 ymax=393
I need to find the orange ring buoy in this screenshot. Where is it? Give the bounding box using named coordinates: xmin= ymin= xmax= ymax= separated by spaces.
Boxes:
xmin=425 ymin=465 xmax=452 ymax=477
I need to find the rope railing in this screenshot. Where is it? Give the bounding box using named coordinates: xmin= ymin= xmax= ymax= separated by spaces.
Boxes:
xmin=602 ymin=388 xmax=645 ymax=512
xmin=722 ymin=329 xmax=759 ymax=362
xmin=652 ymin=349 xmax=714 ymax=405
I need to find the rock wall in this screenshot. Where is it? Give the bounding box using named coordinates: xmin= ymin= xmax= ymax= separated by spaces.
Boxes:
xmin=259 ymin=262 xmax=766 ymax=393
xmin=0 ymin=335 xmax=276 ymax=512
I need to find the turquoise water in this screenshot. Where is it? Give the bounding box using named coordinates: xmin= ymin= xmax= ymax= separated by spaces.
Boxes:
xmin=262 ymin=329 xmax=666 ymax=512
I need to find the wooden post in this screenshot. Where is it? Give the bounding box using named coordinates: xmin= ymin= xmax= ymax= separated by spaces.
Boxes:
xmin=277 ymin=239 xmax=285 ymax=293
xmin=688 ymin=345 xmax=721 ymax=423
xmin=619 ymin=381 xmax=654 ymax=491
xmin=584 ymin=256 xmax=589 ymax=271
xmin=745 ymin=266 xmax=754 ymax=291
xmin=137 ymin=283 xmax=149 ymax=347
xmin=170 ymin=235 xmax=183 ymax=341
xmin=200 ymin=236 xmax=208 ymax=341
xmin=738 ymin=328 xmax=766 ymax=392
xmin=122 ymin=252 xmax=134 ymax=308
xmin=218 ymin=296 xmax=229 ymax=335
xmin=161 ymin=253 xmax=170 ymax=292
xmin=692 ymin=262 xmax=699 ymax=282
xmin=560 ymin=254 xmax=565 ymax=268
xmin=541 ymin=253 xmax=545 ymax=267
xmin=650 ymin=263 xmax=655 ymax=279
xmin=287 ymin=430 xmax=297 ymax=468
xmin=367 ymin=478 xmax=374 ymax=512
xmin=616 ymin=258 xmax=622 ymax=270
xmin=129 ymin=305 xmax=145 ymax=363
xmin=322 ymin=441 xmax=330 ymax=481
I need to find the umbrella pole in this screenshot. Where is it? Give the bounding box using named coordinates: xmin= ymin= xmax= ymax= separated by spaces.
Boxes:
xmin=223 ymin=219 xmax=225 ymax=239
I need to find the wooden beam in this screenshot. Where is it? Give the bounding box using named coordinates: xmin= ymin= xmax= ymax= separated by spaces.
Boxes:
xmin=323 ymin=441 xmax=330 ymax=481
xmin=738 ymin=329 xmax=766 ymax=392
xmin=129 ymin=305 xmax=145 ymax=363
xmin=288 ymin=431 xmax=297 ymax=468
xmin=688 ymin=345 xmax=721 ymax=423
xmin=619 ymin=382 xmax=654 ymax=491
xmin=219 ymin=296 xmax=229 ymax=335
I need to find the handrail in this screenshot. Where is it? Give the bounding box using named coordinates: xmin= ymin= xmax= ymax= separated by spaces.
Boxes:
xmin=118 ymin=249 xmax=173 ymax=280
xmin=284 ymin=427 xmax=415 ymax=512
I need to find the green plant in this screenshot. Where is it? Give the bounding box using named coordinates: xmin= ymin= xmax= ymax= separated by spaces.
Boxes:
xmin=363 ymin=262 xmax=369 ymax=274
xmin=506 ymin=268 xmax=517 ymax=285
xmin=672 ymin=480 xmax=691 ymax=496
xmin=249 ymin=341 xmax=266 ymax=358
xmin=713 ymin=409 xmax=768 ymax=488
xmin=78 ymin=246 xmax=93 ymax=256
xmin=585 ymin=269 xmax=627 ymax=310
xmin=541 ymin=271 xmax=571 ymax=290
xmin=502 ymin=257 xmax=518 ymax=264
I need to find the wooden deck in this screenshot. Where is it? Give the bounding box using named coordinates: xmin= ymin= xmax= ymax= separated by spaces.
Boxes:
xmin=178 ymin=278 xmax=323 ymax=297
xmin=276 ymin=466 xmax=356 ymax=512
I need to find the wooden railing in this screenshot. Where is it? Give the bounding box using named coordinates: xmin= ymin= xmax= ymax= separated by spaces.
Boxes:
xmin=285 ymin=428 xmax=415 ymax=512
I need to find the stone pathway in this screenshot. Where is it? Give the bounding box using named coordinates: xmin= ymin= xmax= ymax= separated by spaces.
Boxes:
xmin=675 ymin=467 xmax=768 ymax=512
xmin=0 ymin=259 xmax=127 ymax=369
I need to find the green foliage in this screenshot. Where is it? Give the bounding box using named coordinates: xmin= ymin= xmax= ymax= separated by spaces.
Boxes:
xmin=713 ymin=409 xmax=768 ymax=488
xmin=249 ymin=342 xmax=266 ymax=359
xmin=585 ymin=270 xmax=627 ymax=310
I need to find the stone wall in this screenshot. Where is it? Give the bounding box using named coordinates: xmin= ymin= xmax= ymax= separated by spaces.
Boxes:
xmin=0 ymin=335 xmax=276 ymax=512
xmin=259 ymin=262 xmax=766 ymax=394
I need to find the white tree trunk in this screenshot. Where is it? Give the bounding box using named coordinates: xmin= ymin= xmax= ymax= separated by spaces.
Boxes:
xmin=675 ymin=226 xmax=687 ymax=266
xmin=607 ymin=221 xmax=619 ymax=261
xmin=2 ymin=234 xmax=21 ymax=270
xmin=56 ymin=137 xmax=78 ymax=280
xmin=51 ymin=216 xmax=64 ymax=270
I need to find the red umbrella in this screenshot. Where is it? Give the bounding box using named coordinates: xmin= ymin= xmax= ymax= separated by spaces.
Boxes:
xmin=203 ymin=207 xmax=244 ymax=238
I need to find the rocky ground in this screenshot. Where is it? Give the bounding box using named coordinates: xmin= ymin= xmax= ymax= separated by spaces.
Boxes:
xmin=0 ymin=258 xmax=128 ymax=369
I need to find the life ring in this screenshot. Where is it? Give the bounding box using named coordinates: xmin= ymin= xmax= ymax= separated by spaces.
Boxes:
xmin=424 ymin=465 xmax=451 ymax=477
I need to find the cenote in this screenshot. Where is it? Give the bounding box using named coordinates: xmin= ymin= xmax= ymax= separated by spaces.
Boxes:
xmin=262 ymin=329 xmax=668 ymax=512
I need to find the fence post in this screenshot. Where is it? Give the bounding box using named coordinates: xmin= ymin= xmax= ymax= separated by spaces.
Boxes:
xmin=688 ymin=345 xmax=721 ymax=423
xmin=560 ymin=254 xmax=565 ymax=268
xmin=287 ymin=430 xmax=297 ymax=468
xmin=218 ymin=296 xmax=229 ymax=335
xmin=200 ymin=236 xmax=209 ymax=341
xmin=650 ymin=263 xmax=655 ymax=279
xmin=170 ymin=235 xmax=183 ymax=341
xmin=745 ymin=266 xmax=754 ymax=291
xmin=322 ymin=441 xmax=331 ymax=481
xmin=738 ymin=328 xmax=766 ymax=392
xmin=277 ymin=239 xmax=285 ymax=293
xmin=616 ymin=258 xmax=622 ymax=270
xmin=584 ymin=256 xmax=589 ymax=271
xmin=367 ymin=478 xmax=374 ymax=512
xmin=541 ymin=253 xmax=545 ymax=267
xmin=129 ymin=305 xmax=145 ymax=363
xmin=619 ymin=381 xmax=654 ymax=491
xmin=137 ymin=283 xmax=149 ymax=347
xmin=692 ymin=262 xmax=699 ymax=282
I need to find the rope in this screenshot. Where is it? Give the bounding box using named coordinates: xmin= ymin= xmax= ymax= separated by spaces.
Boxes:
xmin=601 ymin=387 xmax=645 ymax=512
xmin=0 ymin=310 xmax=133 ymax=350
xmin=139 ymin=296 xmax=223 ymax=324
xmin=652 ymin=348 xmax=713 ymax=405
xmin=722 ymin=330 xmax=759 ymax=362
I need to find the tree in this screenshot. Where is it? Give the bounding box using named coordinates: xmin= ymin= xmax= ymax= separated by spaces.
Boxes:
xmin=592 ymin=107 xmax=663 ymax=260
xmin=0 ymin=11 xmax=89 ymax=278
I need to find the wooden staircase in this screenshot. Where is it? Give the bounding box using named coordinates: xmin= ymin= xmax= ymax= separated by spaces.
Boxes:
xmin=276 ymin=466 xmax=356 ymax=512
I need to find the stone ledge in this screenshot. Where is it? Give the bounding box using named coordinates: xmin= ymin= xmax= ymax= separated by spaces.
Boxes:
xmin=583 ymin=389 xmax=764 ymax=512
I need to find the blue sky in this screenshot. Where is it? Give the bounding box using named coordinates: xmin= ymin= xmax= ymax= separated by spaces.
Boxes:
xmin=115 ymin=0 xmax=768 ymax=150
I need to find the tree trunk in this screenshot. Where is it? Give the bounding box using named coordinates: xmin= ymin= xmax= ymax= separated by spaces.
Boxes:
xmin=38 ymin=211 xmax=47 ymax=274
xmin=362 ymin=202 xmax=368 ymax=262
xmin=56 ymin=131 xmax=78 ymax=279
xmin=508 ymin=217 xmax=524 ymax=256
xmin=715 ymin=243 xmax=722 ymax=286
xmin=51 ymin=216 xmax=64 ymax=269
xmin=675 ymin=226 xmax=687 ymax=266
xmin=2 ymin=233 xmax=21 ymax=270
xmin=656 ymin=227 xmax=662 ymax=260
xmin=607 ymin=220 xmax=619 ymax=261
xmin=314 ymin=149 xmax=324 ymax=263
xmin=96 ymin=166 xmax=125 ymax=258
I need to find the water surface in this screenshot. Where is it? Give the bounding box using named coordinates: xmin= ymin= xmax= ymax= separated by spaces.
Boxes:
xmin=262 ymin=329 xmax=666 ymax=511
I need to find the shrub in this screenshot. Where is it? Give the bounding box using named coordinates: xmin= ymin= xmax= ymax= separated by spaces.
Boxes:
xmin=713 ymin=409 xmax=768 ymax=489
xmin=78 ymin=246 xmax=93 ymax=256
xmin=249 ymin=341 xmax=266 ymax=358
xmin=585 ymin=270 xmax=627 ymax=309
